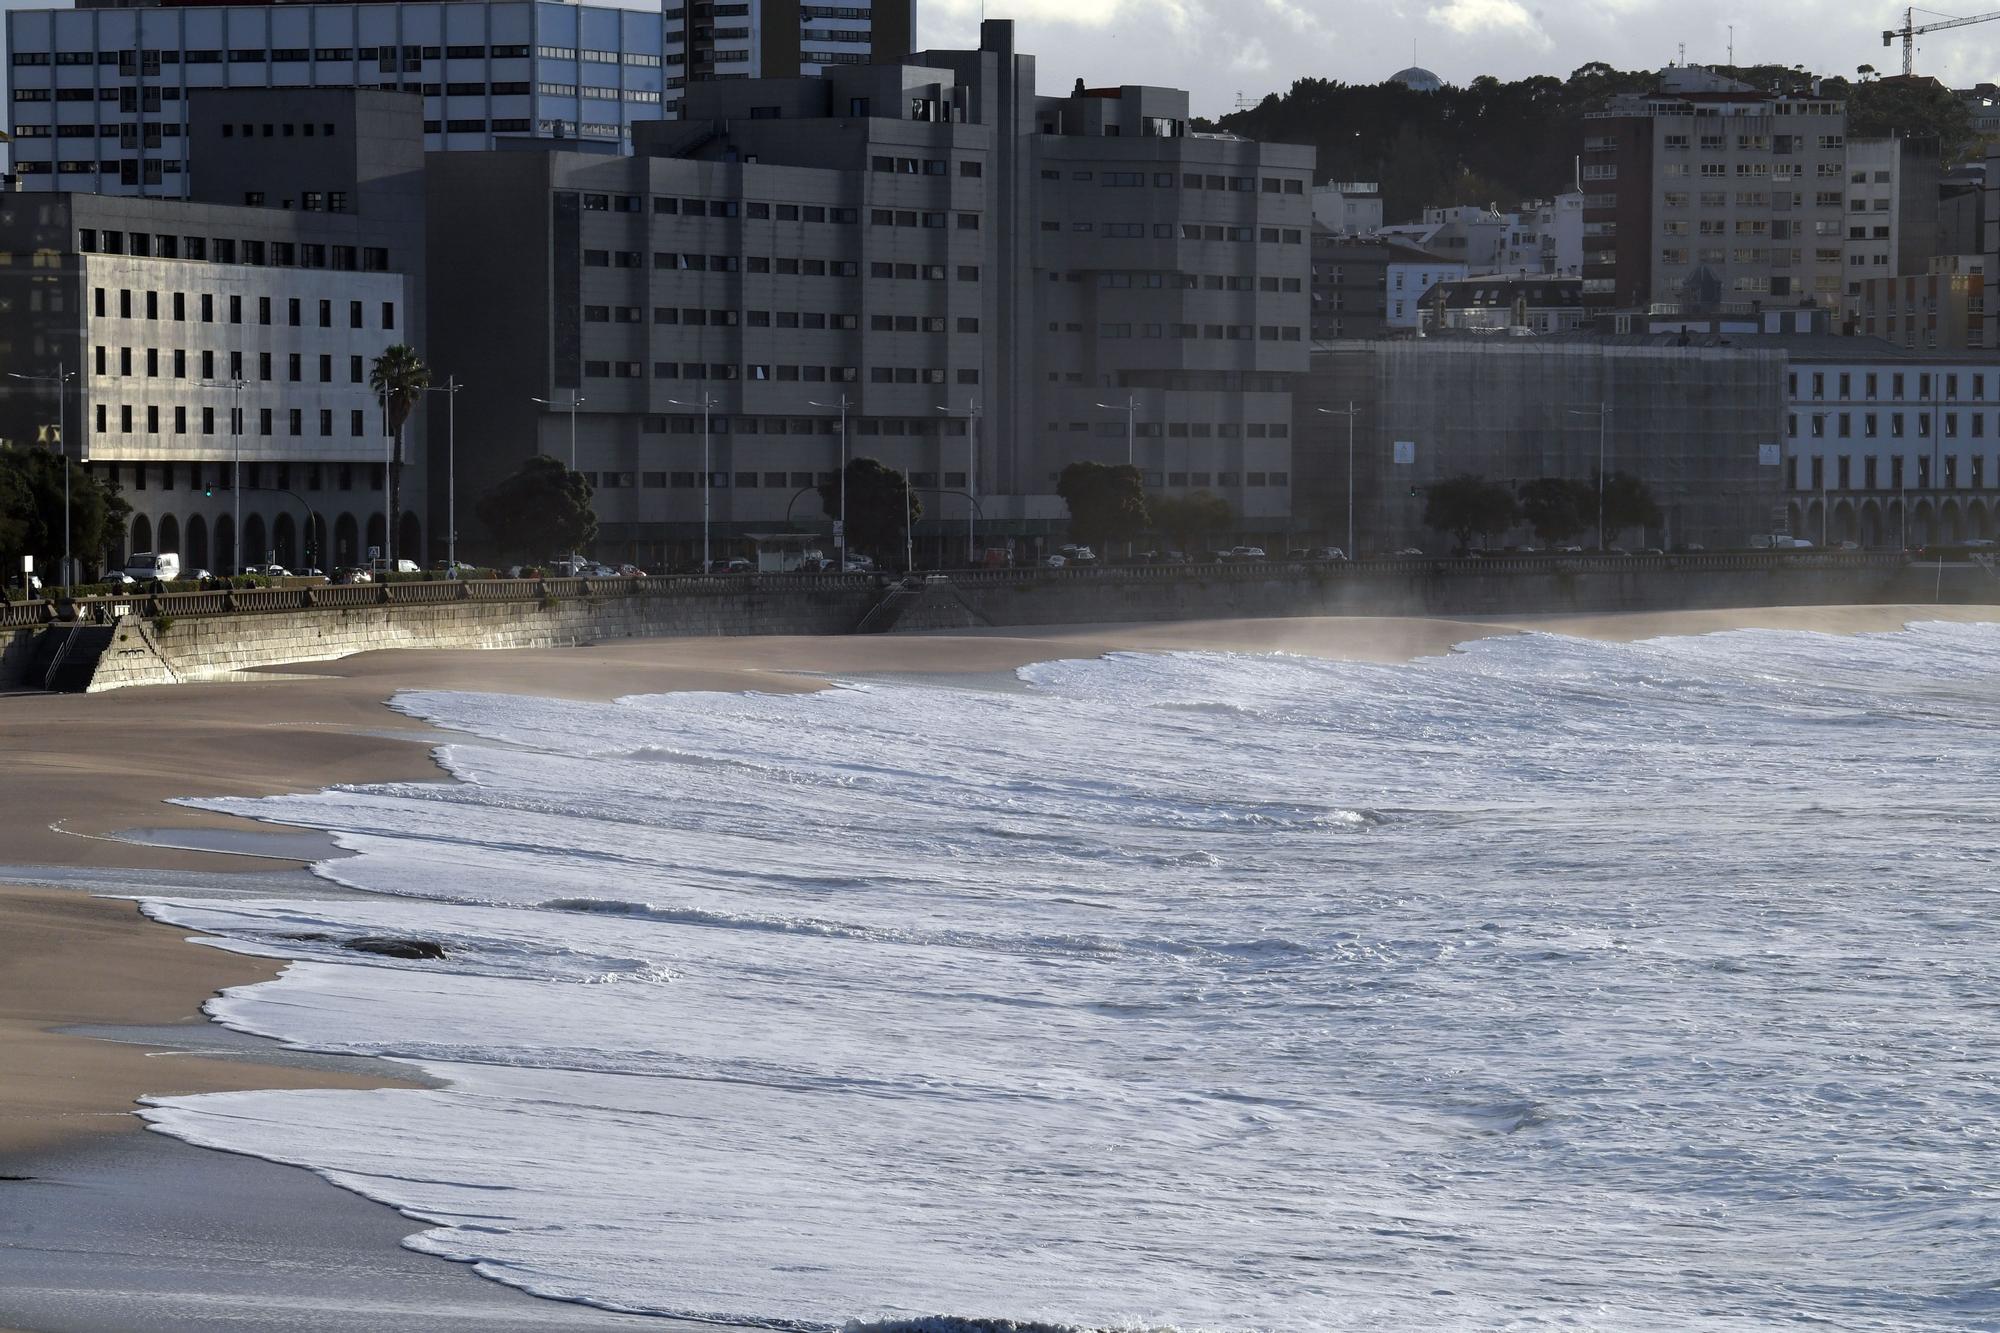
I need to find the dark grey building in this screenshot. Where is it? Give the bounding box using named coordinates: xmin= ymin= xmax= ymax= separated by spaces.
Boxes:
xmin=1298 ymin=335 xmax=1789 ymax=554
xmin=425 ymin=20 xmax=1314 ymax=566
xmin=1309 ymin=228 xmax=1390 ymax=341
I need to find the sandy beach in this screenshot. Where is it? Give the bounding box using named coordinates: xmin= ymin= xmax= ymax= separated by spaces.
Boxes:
xmin=3 ymin=602 xmax=1995 ymax=1330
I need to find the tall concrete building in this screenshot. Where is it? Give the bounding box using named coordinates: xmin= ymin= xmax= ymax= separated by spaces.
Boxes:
xmin=423 ymin=21 xmax=1313 ymax=565
xmin=665 ymin=0 xmax=913 ymax=99
xmin=1841 ymin=136 xmax=1943 ymax=313
xmin=0 ymin=88 xmax=426 ymax=573
xmin=1582 ymin=72 xmax=1848 ymax=315
xmin=6 ymin=0 xmax=666 ymax=192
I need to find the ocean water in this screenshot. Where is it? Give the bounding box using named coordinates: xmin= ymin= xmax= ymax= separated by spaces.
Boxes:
xmin=138 ymin=623 xmax=2000 ymax=1331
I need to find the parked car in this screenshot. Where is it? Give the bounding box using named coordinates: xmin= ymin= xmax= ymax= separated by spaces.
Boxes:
xmin=1393 ymin=546 xmax=1425 ymax=557
xmin=1226 ymin=545 xmax=1268 ymax=562
xmin=334 ymin=567 xmax=374 ymax=584
xmin=1044 ymin=553 xmax=1068 ymax=568
xmin=1962 ymin=538 xmax=1995 ymax=550
xmin=370 ymin=558 xmax=422 ymax=575
xmin=98 ymin=570 xmax=138 ymax=587
xmin=705 ymin=557 xmax=752 ymax=574
xmin=184 ymin=568 xmax=215 ymax=583
xmin=842 ymin=556 xmax=876 ymax=573
xmin=1304 ymin=546 xmax=1347 ymax=562
xmin=1057 ymin=544 xmax=1097 ymax=564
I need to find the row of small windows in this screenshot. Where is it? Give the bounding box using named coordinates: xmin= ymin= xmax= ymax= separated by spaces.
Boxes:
xmin=590 ymin=471 xmax=962 ymax=492
xmin=92 ymin=287 xmax=396 ymax=332
xmin=79 ymin=230 xmax=390 ymax=272
xmin=579 ymin=249 xmax=982 ymax=283
xmin=1788 ymin=412 xmax=1996 ymax=440
xmin=575 ymin=192 xmax=861 ymax=223
xmin=1046 ymin=420 xmax=1294 ymax=440
xmin=1040 ymin=221 xmax=1305 ymax=243
xmin=95 ymin=344 xmax=373 ymax=387
xmin=870 ymin=156 xmax=983 ymax=178
xmin=1036 ymin=169 xmax=1306 ymax=196
xmin=1791 ymin=370 xmax=1989 ymax=401
xmin=584 ymin=362 xmax=978 ymax=384
xmin=7 ymin=44 xmax=665 ymax=67
xmin=632 ymin=415 xmax=968 ymax=438
xmin=1049 ymin=322 xmax=1305 ymax=342
xmin=1094 ymin=271 xmax=1305 ymax=293
xmin=95 ymin=403 xmax=373 ymax=439
xmin=1787 ymin=454 xmax=1992 ymax=490
xmin=98 ymin=461 xmax=381 ymax=493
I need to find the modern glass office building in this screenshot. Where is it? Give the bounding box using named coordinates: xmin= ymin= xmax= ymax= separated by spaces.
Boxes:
xmin=6 ymin=2 xmax=664 ymax=195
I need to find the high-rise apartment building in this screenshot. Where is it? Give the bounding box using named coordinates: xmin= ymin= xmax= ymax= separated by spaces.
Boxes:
xmin=1582 ymin=70 xmax=1848 ymax=314
xmin=5 ymin=1 xmax=668 ymax=194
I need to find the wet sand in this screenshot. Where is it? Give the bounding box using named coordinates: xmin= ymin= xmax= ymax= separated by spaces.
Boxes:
xmin=3 ymin=604 xmax=1995 ymax=1330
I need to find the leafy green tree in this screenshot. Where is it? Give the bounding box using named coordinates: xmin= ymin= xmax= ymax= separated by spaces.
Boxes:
xmin=819 ymin=457 xmax=919 ymax=566
xmin=1055 ymin=461 xmax=1149 ymax=554
xmin=1846 ymin=79 xmax=1976 ymax=163
xmin=474 ymin=455 xmax=596 ymax=562
xmin=1422 ymin=474 xmax=1520 ymax=553
xmin=1149 ymin=490 xmax=1234 ymax=555
xmin=1600 ymin=471 xmax=1663 ymax=542
xmin=368 ymin=344 xmax=431 ymax=563
xmin=0 ymin=444 xmax=131 ymax=583
xmin=1516 ymin=477 xmax=1596 ymax=546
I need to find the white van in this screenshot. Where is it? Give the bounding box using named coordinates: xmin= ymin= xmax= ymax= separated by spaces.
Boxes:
xmin=125 ymin=551 xmax=181 ymax=582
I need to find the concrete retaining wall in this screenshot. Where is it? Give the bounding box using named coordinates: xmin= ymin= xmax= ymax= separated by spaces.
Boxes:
xmin=4 ymin=559 xmax=1991 ymax=694
xmin=84 ymin=584 xmax=879 ymax=691
xmin=953 ymin=560 xmax=1984 ymax=627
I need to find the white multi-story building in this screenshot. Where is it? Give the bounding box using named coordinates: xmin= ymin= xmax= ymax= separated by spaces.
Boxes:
xmin=1783 ymin=339 xmax=2000 ymax=547
xmin=1384 ymin=246 xmax=1468 ymax=329
xmin=1501 ymin=192 xmax=1585 ymax=276
xmin=1310 ymin=181 xmax=1382 ymax=236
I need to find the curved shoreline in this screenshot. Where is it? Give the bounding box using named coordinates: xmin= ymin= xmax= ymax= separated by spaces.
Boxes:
xmin=4 ymin=606 xmax=1998 ymax=1330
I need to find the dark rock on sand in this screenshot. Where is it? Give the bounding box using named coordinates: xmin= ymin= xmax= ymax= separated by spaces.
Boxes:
xmin=342 ymin=936 xmax=447 ymax=961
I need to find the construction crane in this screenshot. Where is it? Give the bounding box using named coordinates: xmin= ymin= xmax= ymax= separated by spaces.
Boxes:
xmin=1883 ymin=6 xmax=2000 ymax=77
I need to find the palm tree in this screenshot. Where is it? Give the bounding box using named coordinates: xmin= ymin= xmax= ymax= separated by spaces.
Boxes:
xmin=368 ymin=344 xmax=430 ymax=565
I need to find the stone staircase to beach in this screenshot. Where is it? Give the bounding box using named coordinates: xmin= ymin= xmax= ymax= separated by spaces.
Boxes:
xmin=853 ymin=576 xmax=991 ymax=634
xmin=26 ymin=624 xmax=116 ymax=693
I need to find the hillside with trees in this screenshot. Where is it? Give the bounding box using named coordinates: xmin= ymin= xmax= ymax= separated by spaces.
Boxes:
xmin=1210 ymin=65 xmax=1980 ymax=224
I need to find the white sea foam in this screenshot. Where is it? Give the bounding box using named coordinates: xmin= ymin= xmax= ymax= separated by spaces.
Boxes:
xmin=140 ymin=623 xmax=2000 ymax=1330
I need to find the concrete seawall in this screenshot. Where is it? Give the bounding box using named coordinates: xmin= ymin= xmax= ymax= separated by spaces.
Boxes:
xmin=6 ymin=555 xmax=1995 ymax=693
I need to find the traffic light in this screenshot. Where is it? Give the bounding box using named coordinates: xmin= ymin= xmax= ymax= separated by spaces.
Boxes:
xmin=203 ymin=483 xmax=213 ymax=496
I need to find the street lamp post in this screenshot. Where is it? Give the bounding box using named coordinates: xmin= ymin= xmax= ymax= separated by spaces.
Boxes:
xmin=198 ymin=378 xmax=247 ymax=571
xmin=810 ymin=395 xmax=851 ymax=564
xmin=529 ymin=392 xmax=586 ymax=566
xmin=424 ymin=377 xmax=461 ymax=569
xmin=936 ymin=399 xmax=980 ymax=567
xmin=669 ymin=395 xmax=717 ymax=571
xmin=8 ymin=360 xmax=76 ymax=587
xmin=1095 ymin=395 xmax=1138 ymax=466
xmin=1315 ymin=402 xmax=1360 ymax=557
xmin=1567 ymin=402 xmax=1611 ymax=549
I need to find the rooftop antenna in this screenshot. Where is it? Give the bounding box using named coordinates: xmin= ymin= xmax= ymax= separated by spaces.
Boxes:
xmin=1728 ymin=25 xmax=1735 ymax=67
xmin=1234 ymin=89 xmax=1256 ymax=111
xmin=1678 ymin=42 xmax=1686 ymax=66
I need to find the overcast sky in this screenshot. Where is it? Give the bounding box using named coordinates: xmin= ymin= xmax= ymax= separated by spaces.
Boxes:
xmin=919 ymin=0 xmax=2000 ymax=119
